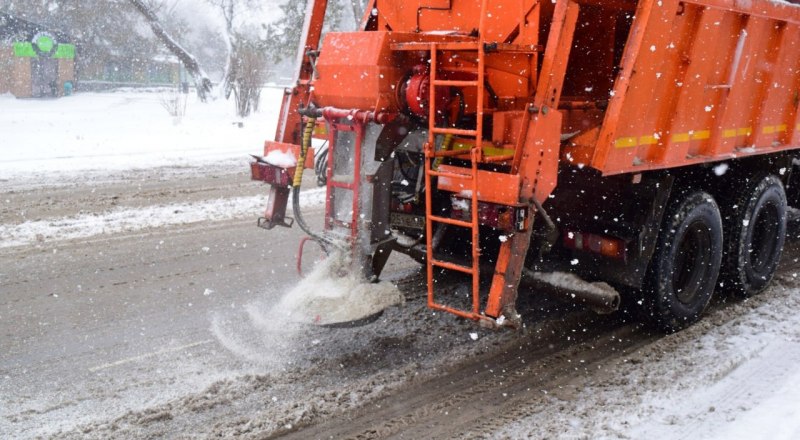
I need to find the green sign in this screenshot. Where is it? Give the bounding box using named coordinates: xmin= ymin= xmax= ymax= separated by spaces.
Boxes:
xmin=13 ymin=42 xmax=36 ymax=57
xmin=11 ymin=41 xmax=74 ymax=59
xmin=35 ymin=34 xmax=54 ymax=53
xmin=53 ymin=44 xmax=75 ymax=59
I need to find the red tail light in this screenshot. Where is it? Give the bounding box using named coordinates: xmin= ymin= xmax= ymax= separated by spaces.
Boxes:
xmin=563 ymin=231 xmax=626 ymax=260
xmin=450 ymin=196 xmax=527 ymax=232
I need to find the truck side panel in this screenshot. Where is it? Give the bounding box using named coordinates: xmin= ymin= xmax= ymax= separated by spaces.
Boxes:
xmin=583 ymin=0 xmax=800 ymax=176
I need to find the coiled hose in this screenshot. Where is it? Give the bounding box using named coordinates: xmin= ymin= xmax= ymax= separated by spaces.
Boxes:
xmin=293 ymin=117 xmax=336 ymax=253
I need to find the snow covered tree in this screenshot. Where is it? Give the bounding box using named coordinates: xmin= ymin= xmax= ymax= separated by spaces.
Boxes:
xmin=264 ymin=0 xmax=366 ymax=66
xmin=128 ymin=0 xmax=214 ymax=101
xmin=205 ymin=0 xmax=269 ymax=117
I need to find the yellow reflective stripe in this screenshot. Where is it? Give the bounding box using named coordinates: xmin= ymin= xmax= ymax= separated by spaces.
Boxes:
xmin=639 ymin=135 xmax=658 ymax=145
xmin=615 ymin=137 xmax=638 ymax=148
xmin=484 ymin=146 xmax=515 ymax=156
xmin=671 ymin=133 xmax=690 ymax=143
xmin=613 ymin=124 xmax=788 ymax=149
xmin=451 ymin=141 xmax=471 ymax=151
xmin=762 ymin=125 xmax=787 ymax=134
xmin=450 ymin=141 xmax=513 ymax=157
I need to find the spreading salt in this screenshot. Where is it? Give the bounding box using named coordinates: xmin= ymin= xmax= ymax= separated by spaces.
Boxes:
xmin=273 ymin=252 xmax=405 ymax=326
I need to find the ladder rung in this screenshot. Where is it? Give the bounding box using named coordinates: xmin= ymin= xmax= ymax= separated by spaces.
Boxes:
xmin=430 ymin=258 xmax=476 ymax=274
xmin=483 ymin=154 xmax=515 ymax=163
xmin=432 ymin=80 xmax=479 ymax=87
xmin=330 ymin=219 xmax=352 ymax=228
xmin=390 ymin=41 xmax=480 ymax=52
xmin=428 ymin=169 xmax=474 ymax=180
xmin=328 ymin=180 xmax=355 ymax=189
xmin=432 ymin=127 xmax=478 ymax=137
xmin=429 ymin=215 xmax=475 ymax=228
xmin=331 ymin=174 xmax=354 ymax=183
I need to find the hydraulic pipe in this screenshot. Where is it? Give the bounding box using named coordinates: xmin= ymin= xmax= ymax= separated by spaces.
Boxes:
xmin=521 ymin=268 xmax=621 ymax=315
xmin=292 ymin=116 xmax=336 ymax=253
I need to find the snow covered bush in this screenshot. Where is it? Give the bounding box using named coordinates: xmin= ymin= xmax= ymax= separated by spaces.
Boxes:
xmin=160 ymin=88 xmax=188 ymax=123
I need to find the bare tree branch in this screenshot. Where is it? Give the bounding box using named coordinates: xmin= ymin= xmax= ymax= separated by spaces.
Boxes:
xmin=128 ymin=0 xmax=214 ymax=101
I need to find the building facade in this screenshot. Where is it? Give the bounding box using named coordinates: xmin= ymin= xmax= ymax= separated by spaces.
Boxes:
xmin=0 ymin=12 xmax=75 ymax=98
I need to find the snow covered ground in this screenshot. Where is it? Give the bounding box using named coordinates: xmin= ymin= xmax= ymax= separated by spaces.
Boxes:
xmin=0 ymin=88 xmax=284 ymax=182
xmin=2 ymin=89 xmax=800 ymax=438
xmin=494 ymin=268 xmax=800 ymax=440
xmin=0 ymin=87 xmax=328 ymax=248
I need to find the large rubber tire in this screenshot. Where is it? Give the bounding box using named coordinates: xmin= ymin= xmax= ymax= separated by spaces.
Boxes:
xmin=720 ymin=174 xmax=787 ymax=297
xmin=644 ymin=191 xmax=723 ymax=332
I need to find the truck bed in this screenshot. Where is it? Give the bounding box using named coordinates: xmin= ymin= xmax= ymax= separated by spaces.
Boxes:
xmin=563 ymin=0 xmax=800 ymax=175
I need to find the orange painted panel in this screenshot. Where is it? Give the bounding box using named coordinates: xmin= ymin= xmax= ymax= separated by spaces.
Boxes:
xmin=376 ymin=0 xmax=541 ymax=45
xmin=313 ymin=31 xmax=397 ymax=111
xmin=591 ymin=0 xmax=800 ymax=175
xmin=768 ymin=25 xmax=800 ymax=147
xmin=789 ymin=25 xmax=800 ymax=146
xmin=436 ymin=164 xmax=521 ymax=205
xmin=592 ymin=0 xmax=683 ymax=172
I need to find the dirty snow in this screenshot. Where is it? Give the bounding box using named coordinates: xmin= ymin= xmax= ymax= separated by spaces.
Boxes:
xmin=0 ymin=189 xmax=325 ymax=249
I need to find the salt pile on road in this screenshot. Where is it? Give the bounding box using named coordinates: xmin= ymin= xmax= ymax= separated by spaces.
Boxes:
xmin=274 ymin=253 xmax=405 ymax=326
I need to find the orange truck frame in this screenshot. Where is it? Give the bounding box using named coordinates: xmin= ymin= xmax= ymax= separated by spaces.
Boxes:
xmin=252 ymin=0 xmax=800 ymax=330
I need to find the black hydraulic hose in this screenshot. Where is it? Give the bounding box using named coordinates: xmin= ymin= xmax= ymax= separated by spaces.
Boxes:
xmin=453 ymin=89 xmax=466 ymax=125
xmin=292 ymin=117 xmax=336 ymax=253
xmin=397 ymin=149 xmax=419 ymax=183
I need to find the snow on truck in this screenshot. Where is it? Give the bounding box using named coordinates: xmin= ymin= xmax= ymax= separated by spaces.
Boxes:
xmin=251 ymin=0 xmax=800 ymax=330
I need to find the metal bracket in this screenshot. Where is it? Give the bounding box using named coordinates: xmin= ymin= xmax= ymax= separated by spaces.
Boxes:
xmin=257 ymin=216 xmax=294 ymax=230
xmin=306 ymin=50 xmax=320 ymax=80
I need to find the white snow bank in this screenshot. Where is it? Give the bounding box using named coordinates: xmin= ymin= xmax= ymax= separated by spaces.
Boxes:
xmin=0 ymin=188 xmax=325 ymax=248
xmin=0 ymin=88 xmax=284 ymax=182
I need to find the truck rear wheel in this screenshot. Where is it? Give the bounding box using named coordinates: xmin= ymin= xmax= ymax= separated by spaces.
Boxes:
xmin=720 ymin=174 xmax=787 ymax=297
xmin=645 ymin=191 xmax=723 ymax=332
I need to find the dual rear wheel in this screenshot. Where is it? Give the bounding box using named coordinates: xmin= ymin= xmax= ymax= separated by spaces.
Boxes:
xmin=642 ymin=174 xmax=787 ymax=332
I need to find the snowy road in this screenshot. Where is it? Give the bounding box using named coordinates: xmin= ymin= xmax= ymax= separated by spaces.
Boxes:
xmin=2 ymin=91 xmax=800 ymax=439
xmin=1 ymin=167 xmax=800 ymax=439
xmin=0 ymin=171 xmax=304 ymax=436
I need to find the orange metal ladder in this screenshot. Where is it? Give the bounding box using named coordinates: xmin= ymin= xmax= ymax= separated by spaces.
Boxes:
xmin=423 ymin=0 xmax=489 ymax=322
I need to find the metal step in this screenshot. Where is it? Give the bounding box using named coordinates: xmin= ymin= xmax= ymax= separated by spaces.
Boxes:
xmin=432 ymin=79 xmax=479 ymax=87
xmin=431 ymin=127 xmax=478 ymax=137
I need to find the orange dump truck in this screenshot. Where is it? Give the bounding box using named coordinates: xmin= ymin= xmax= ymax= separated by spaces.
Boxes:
xmin=252 ymin=0 xmax=800 ymax=330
